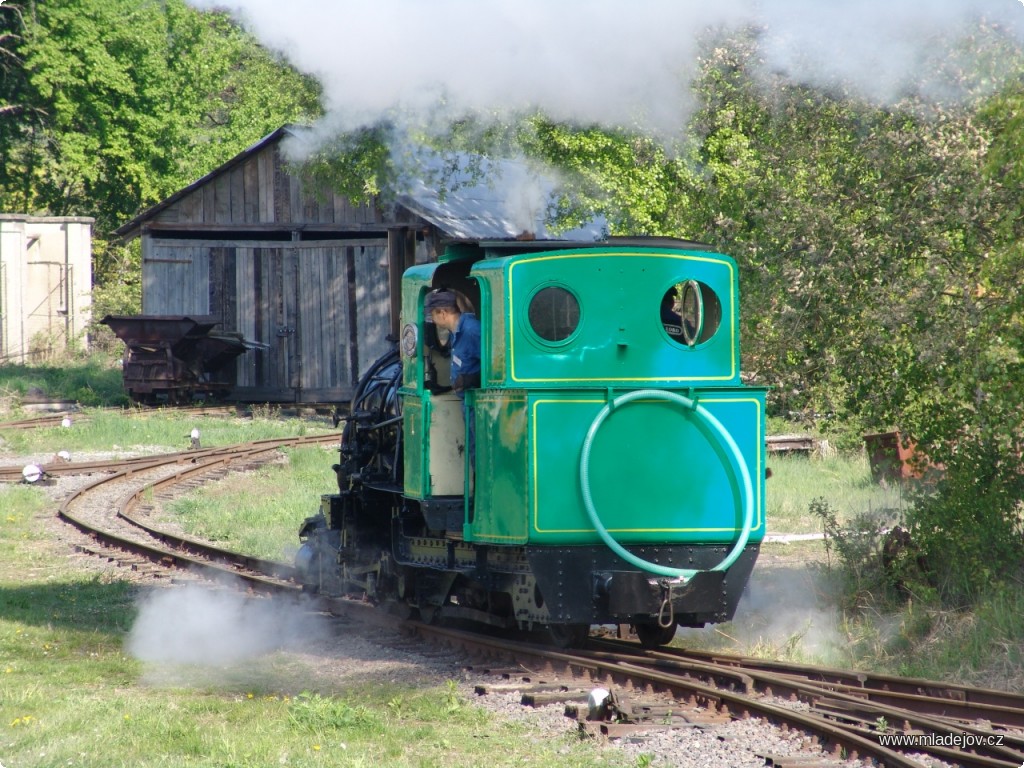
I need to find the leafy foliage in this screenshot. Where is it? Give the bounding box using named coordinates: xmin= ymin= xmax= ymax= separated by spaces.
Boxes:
xmin=812 ymin=497 xmax=892 ymax=608
xmin=685 ymin=28 xmax=1024 ymax=597
xmin=515 ymin=116 xmax=697 ymax=236
xmin=0 ymin=0 xmax=321 ymax=239
xmin=292 ymin=121 xmax=398 ymax=203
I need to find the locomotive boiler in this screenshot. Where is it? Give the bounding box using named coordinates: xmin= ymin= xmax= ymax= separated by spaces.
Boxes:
xmin=296 ymin=237 xmax=766 ymax=647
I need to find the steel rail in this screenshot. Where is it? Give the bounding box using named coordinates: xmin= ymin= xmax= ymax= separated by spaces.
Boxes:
xmin=575 ymin=647 xmax=1023 ymax=766
xmin=583 ymin=638 xmax=1024 ymax=766
xmin=2 ymin=448 xmax=257 ymax=483
xmin=592 ymin=638 xmax=1024 ymax=727
xmin=0 ymin=412 xmax=84 ymax=430
xmin=412 ymin=624 xmax=931 ymax=768
xmin=55 ymin=433 xmax=338 ymax=594
xmin=4 ymin=430 xmax=338 ymax=482
xmin=0 ymin=404 xmax=239 ymax=429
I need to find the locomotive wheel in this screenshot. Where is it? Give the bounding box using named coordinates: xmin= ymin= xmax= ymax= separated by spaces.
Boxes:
xmin=547 ymin=623 xmax=589 ymax=649
xmin=634 ymin=621 xmax=677 ymax=648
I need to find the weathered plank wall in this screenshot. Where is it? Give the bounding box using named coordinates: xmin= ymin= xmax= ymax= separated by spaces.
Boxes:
xmin=142 ymin=242 xmax=211 ymax=315
xmin=137 ymin=136 xmax=429 ymax=403
xmin=152 ymin=147 xmax=380 ymax=228
xmin=143 ymin=239 xmax=391 ymax=401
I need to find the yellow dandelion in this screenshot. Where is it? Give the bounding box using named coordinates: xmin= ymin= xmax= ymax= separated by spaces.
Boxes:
xmin=312 ymin=745 xmax=321 ymax=751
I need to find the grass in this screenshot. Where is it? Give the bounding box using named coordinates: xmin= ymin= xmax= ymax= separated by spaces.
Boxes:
xmin=166 ymin=445 xmax=335 ymax=560
xmin=0 ymin=411 xmax=623 ymax=768
xmin=0 ymin=354 xmax=129 ymax=408
xmin=765 ymin=452 xmax=908 ymax=533
xmin=0 ymin=406 xmax=332 ymax=458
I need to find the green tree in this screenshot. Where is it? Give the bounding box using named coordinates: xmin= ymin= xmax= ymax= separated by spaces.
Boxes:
xmin=0 ymin=0 xmax=321 ymax=294
xmin=684 ymin=28 xmax=1024 ymax=598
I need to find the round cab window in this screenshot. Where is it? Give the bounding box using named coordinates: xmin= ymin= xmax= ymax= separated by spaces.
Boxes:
xmin=661 ymin=281 xmax=721 ymax=347
xmin=528 ymin=285 xmax=580 ymax=342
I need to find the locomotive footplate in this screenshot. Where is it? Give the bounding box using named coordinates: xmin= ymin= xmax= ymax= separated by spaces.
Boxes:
xmin=526 ymin=543 xmax=760 ymax=626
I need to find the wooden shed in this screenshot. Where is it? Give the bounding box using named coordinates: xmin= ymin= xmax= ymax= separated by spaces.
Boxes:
xmin=116 ymin=126 xmax=601 ymax=404
xmin=115 ymin=127 xmax=441 ymax=403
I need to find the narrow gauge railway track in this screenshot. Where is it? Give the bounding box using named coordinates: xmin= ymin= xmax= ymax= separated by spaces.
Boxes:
xmin=410 ymin=624 xmax=1024 ymax=768
xmin=54 ymin=433 xmax=339 ymax=594
xmin=605 ymin=640 xmax=1024 ymax=730
xmin=0 ymin=402 xmax=342 ymax=433
xmin=0 ymin=412 xmax=89 ymax=430
xmin=575 ymin=638 xmax=1024 ymax=767
xmin=0 ymin=448 xmax=239 ymax=483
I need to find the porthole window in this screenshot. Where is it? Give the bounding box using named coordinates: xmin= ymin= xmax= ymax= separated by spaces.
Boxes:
xmin=660 ymin=281 xmax=721 ymax=347
xmin=528 ymin=285 xmax=580 ymax=343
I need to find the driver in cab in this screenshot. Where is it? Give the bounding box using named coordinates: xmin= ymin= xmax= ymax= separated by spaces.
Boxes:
xmin=424 ymin=289 xmax=481 ymax=459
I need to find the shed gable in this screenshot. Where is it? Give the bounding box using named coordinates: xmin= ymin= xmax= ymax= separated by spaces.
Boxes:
xmin=147 ymin=140 xmax=381 ymax=232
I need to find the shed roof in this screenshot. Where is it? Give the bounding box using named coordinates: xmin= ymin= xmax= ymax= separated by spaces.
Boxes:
xmin=397 ymin=154 xmax=604 ymax=242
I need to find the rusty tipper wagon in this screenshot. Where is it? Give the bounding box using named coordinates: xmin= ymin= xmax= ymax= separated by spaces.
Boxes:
xmin=102 ymin=314 xmax=257 ymax=404
xmin=296 ymin=237 xmax=767 ymax=647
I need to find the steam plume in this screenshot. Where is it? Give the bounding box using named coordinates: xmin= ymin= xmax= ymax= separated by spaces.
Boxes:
xmin=126 ymin=584 xmax=326 ymax=667
xmin=189 ymin=0 xmax=1024 ymax=226
xmin=191 ymin=0 xmax=1023 ymax=135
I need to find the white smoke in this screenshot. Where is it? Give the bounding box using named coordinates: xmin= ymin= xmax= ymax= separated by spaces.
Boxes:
xmin=191 ymin=0 xmax=1023 ymax=136
xmin=678 ymin=564 xmax=846 ymax=661
xmin=751 ymin=0 xmax=1024 ymax=104
xmin=188 ymin=0 xmax=1024 ymax=226
xmin=126 ymin=584 xmax=328 ymax=669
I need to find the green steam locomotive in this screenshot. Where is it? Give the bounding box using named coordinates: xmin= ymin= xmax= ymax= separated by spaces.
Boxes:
xmin=296 ymin=237 xmax=766 ymax=647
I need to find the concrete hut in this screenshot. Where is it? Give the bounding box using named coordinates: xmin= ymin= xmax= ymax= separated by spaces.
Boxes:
xmin=0 ymin=214 xmax=93 ymax=363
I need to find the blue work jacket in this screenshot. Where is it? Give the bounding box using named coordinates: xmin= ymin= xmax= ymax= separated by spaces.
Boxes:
xmin=450 ymin=312 xmax=481 ymax=383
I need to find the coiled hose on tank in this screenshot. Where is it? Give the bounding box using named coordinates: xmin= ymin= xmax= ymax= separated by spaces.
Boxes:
xmin=579 ymin=389 xmax=754 ymax=581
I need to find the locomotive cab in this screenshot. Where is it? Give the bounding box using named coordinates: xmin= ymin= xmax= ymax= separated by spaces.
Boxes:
xmin=400 ymin=251 xmax=485 ymax=531
xmin=400 ymin=239 xmax=765 ymax=629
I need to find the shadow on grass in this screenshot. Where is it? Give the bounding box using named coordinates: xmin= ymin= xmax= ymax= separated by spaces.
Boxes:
xmin=0 ymin=358 xmax=128 ymax=407
xmin=0 ymin=577 xmax=136 ymax=634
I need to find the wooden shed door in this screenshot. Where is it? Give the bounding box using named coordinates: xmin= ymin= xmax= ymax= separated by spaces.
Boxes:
xmin=350 ymin=243 xmax=392 ymax=379
xmin=233 ymin=243 xmax=381 ymax=402
xmin=143 ymin=244 xmax=210 ymax=315
xmin=292 ymin=242 xmax=390 ymax=400
xmin=232 ymin=246 xmax=301 ymax=400
xmin=296 ymin=245 xmax=351 ymax=401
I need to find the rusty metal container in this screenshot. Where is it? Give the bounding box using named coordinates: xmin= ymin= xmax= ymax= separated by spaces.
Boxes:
xmin=863 ymin=430 xmax=922 ymax=484
xmin=101 ymin=315 xmax=252 ymax=403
